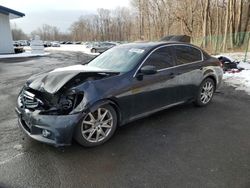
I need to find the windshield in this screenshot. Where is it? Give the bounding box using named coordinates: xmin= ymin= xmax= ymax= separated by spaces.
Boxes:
xmin=88 ymin=46 xmax=146 ymax=72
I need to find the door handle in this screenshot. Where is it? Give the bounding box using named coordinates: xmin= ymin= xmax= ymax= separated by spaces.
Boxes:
xmin=199 ymin=65 xmax=203 ymax=70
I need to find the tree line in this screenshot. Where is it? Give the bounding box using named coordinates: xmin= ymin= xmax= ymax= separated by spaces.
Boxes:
xmin=12 ymin=0 xmax=250 ymax=51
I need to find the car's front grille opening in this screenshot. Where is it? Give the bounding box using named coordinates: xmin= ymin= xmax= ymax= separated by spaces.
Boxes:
xmin=21 ymin=90 xmax=40 ymax=109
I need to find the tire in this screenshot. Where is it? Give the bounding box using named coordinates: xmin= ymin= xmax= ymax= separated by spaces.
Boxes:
xmin=74 ymin=104 xmax=117 ymax=147
xmin=194 ymin=78 xmax=215 ymax=107
xmin=91 ymin=48 xmax=96 ymax=53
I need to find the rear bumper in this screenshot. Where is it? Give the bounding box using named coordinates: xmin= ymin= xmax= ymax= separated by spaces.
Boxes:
xmin=217 ymin=68 xmax=224 ymax=89
xmin=212 ymin=67 xmax=223 ymax=90
xmin=15 ymin=107 xmax=84 ymax=147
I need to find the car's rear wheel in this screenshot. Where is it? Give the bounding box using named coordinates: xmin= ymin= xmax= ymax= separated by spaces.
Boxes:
xmin=74 ymin=104 xmax=117 ymax=147
xmin=194 ymin=78 xmax=215 ymax=107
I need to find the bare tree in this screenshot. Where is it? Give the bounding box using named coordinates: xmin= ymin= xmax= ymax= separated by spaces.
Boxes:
xmin=11 ymin=23 xmax=28 ymax=40
xmin=29 ymin=0 xmax=249 ymax=53
xmin=31 ymin=24 xmax=61 ymax=41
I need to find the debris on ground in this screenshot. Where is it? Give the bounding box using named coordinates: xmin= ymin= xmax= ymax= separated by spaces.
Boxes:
xmin=217 ymin=56 xmax=241 ymax=71
xmin=216 ymin=53 xmax=250 ymax=95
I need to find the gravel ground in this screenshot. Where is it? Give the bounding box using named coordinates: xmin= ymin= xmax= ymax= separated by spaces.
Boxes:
xmin=0 ymin=51 xmax=250 ymax=188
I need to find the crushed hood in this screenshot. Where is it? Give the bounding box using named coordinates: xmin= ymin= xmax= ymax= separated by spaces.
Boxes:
xmin=50 ymin=64 xmax=111 ymax=73
xmin=27 ymin=64 xmax=114 ymax=94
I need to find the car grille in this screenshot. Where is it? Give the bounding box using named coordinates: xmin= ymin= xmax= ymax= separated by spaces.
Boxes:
xmin=21 ymin=90 xmax=40 ymax=109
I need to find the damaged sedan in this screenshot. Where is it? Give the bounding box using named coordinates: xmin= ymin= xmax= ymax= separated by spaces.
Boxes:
xmin=15 ymin=42 xmax=223 ymax=147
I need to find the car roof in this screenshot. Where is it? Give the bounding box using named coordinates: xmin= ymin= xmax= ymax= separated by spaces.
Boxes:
xmin=117 ymin=41 xmax=197 ymax=50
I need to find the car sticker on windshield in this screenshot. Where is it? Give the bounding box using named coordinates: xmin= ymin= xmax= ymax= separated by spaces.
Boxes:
xmin=129 ymin=48 xmax=145 ymax=54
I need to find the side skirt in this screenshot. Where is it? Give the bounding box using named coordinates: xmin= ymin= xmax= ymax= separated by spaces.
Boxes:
xmin=125 ymin=101 xmax=187 ymax=125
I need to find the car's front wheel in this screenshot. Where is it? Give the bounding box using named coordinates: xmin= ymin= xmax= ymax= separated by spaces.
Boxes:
xmin=194 ymin=78 xmax=215 ymax=107
xmin=74 ymin=104 xmax=117 ymax=147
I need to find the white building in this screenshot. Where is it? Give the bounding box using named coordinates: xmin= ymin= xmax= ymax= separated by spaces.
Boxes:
xmin=0 ymin=5 xmax=25 ymax=54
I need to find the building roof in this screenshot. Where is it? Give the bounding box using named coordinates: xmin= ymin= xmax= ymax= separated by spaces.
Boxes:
xmin=0 ymin=5 xmax=25 ymax=19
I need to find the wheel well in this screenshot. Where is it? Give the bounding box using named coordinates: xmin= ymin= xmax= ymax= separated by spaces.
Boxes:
xmin=205 ymin=75 xmax=217 ymax=89
xmin=90 ymin=99 xmax=122 ymax=125
xmin=109 ymin=102 xmax=121 ymax=125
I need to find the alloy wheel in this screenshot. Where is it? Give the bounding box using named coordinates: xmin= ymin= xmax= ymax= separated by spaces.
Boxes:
xmin=81 ymin=108 xmax=113 ymax=143
xmin=200 ymin=81 xmax=214 ymax=104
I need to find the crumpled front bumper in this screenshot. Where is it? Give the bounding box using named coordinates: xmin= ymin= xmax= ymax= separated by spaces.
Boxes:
xmin=15 ymin=106 xmax=85 ymax=147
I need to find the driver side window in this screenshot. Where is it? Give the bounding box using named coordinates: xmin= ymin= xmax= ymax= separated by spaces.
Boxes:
xmin=143 ymin=46 xmax=175 ymax=70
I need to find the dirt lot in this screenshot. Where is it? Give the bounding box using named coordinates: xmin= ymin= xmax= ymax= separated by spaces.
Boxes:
xmin=0 ymin=51 xmax=250 ymax=188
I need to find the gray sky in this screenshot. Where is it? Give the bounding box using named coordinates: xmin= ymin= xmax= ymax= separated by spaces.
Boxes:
xmin=1 ymin=0 xmax=130 ymax=33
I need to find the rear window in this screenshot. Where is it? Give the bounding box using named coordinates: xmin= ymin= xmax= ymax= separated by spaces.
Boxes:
xmin=174 ymin=45 xmax=202 ymax=65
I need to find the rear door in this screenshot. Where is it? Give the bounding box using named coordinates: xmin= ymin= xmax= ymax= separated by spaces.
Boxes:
xmin=172 ymin=45 xmax=204 ymax=101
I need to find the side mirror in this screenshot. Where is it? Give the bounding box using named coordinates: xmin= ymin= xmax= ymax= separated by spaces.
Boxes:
xmin=140 ymin=65 xmax=157 ymax=75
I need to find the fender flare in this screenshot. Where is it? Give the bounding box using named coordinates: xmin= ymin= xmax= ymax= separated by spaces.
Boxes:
xmin=203 ymin=70 xmax=218 ymax=88
xmin=204 ymin=74 xmax=218 ymax=87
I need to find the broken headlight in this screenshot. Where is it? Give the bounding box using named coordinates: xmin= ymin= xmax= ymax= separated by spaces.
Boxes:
xmin=69 ymin=95 xmax=87 ymax=114
xmin=59 ymin=96 xmax=74 ymax=111
xmin=40 ymin=92 xmax=84 ymax=115
xmin=59 ymin=92 xmax=85 ymax=114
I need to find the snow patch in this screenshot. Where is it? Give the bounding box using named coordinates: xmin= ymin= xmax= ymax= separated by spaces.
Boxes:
xmin=223 ymin=70 xmax=250 ymax=94
xmin=238 ymin=62 xmax=250 ymax=70
xmin=218 ymin=52 xmax=250 ymax=95
xmin=0 ymin=52 xmax=49 ymax=59
xmin=25 ymin=44 xmax=99 ymax=55
xmin=13 ymin=144 xmax=23 ymax=151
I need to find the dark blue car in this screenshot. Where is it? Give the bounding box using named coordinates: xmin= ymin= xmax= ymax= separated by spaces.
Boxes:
xmin=16 ymin=42 xmax=223 ymax=147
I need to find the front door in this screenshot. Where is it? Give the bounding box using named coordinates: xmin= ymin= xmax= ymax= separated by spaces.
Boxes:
xmin=130 ymin=46 xmax=179 ymax=117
